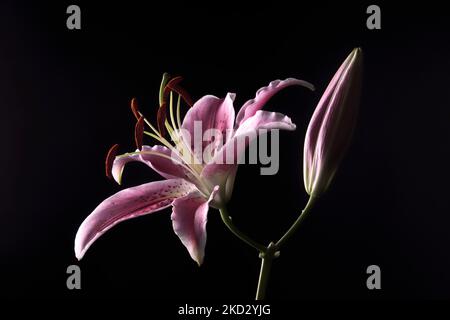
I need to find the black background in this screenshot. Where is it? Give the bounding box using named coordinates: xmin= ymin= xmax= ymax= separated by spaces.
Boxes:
xmin=1 ymin=1 xmax=449 ymax=301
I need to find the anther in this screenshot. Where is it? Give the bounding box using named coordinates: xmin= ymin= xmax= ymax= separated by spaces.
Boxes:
xmin=157 ymin=102 xmax=167 ymax=137
xmin=135 ymin=116 xmax=145 ymax=150
xmin=105 ymin=144 xmax=120 ymax=179
xmin=130 ymin=98 xmax=140 ymax=120
xmin=164 ymin=76 xmax=194 ymax=107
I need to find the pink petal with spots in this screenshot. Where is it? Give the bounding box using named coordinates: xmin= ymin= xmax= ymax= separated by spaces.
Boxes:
xmin=140 ymin=145 xmax=193 ymax=181
xmin=201 ymin=111 xmax=296 ymax=200
xmin=111 ymin=152 xmax=141 ymax=185
xmin=112 ymin=145 xmax=191 ymax=184
xmin=181 ymin=93 xmax=236 ymax=163
xmin=171 ymin=186 xmax=219 ymax=265
xmin=75 ymin=179 xmax=195 ymax=260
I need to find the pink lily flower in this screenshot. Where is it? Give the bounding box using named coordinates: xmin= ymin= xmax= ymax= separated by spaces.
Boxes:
xmin=304 ymin=48 xmax=363 ymax=196
xmin=75 ymin=75 xmax=314 ymax=265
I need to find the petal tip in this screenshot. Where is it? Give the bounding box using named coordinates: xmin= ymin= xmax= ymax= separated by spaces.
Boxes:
xmin=75 ymin=253 xmax=83 ymax=261
xmin=195 ymin=256 xmax=204 ymax=266
xmin=112 ymin=165 xmax=124 ymax=185
xmin=227 ymin=92 xmax=236 ymax=101
xmin=74 ymin=238 xmax=86 ymax=261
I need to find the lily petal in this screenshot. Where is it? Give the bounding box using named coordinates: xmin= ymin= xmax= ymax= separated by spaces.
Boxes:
xmin=207 ymin=110 xmax=296 ymax=167
xmin=181 ymin=93 xmax=236 ymax=163
xmin=171 ymin=186 xmax=219 ymax=265
xmin=201 ymin=110 xmax=296 ymax=201
xmin=235 ymin=78 xmax=314 ymax=126
xmin=140 ymin=145 xmax=192 ymax=181
xmin=112 ymin=145 xmax=191 ymax=184
xmin=75 ymin=179 xmax=195 ymax=260
xmin=234 ymin=110 xmax=296 ymax=136
xmin=111 ymin=152 xmax=141 ymax=185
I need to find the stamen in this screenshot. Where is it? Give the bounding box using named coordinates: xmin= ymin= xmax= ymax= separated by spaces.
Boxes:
xmin=144 ymin=131 xmax=176 ymax=151
xmin=176 ymin=94 xmax=182 ymax=129
xmin=164 ymin=76 xmax=193 ymax=107
xmin=130 ymin=97 xmax=162 ymax=140
xmin=158 ymin=77 xmax=182 ymax=137
xmin=130 ymin=98 xmax=164 ymax=143
xmin=159 ymin=73 xmax=170 ymax=106
xmin=105 ymin=144 xmax=120 ymax=179
xmin=142 ymin=118 xmax=160 ymax=137
xmin=130 ymin=98 xmax=140 ymax=120
xmin=164 ymin=119 xmax=179 ymax=148
xmin=157 ymin=102 xmax=167 ymax=137
xmin=162 ymin=76 xmax=182 ymax=109
xmin=135 ymin=116 xmax=145 ymax=150
xmin=169 ymin=91 xmax=177 ymax=131
xmin=156 ymin=75 xmax=193 ymax=141
xmin=164 ymin=76 xmax=183 ymax=99
xmin=168 ymin=83 xmax=194 ymax=107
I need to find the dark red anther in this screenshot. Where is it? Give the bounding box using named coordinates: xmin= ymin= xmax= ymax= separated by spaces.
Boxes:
xmin=105 ymin=144 xmax=120 ymax=179
xmin=169 ymin=84 xmax=194 ymax=107
xmin=163 ymin=76 xmax=183 ymax=101
xmin=130 ymin=98 xmax=140 ymax=120
xmin=135 ymin=116 xmax=145 ymax=150
xmin=163 ymin=76 xmax=194 ymax=107
xmin=157 ymin=102 xmax=167 ymax=137
xmin=164 ymin=76 xmax=184 ymax=91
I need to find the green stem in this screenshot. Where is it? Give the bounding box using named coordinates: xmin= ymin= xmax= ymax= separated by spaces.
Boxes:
xmin=275 ymin=196 xmax=316 ymax=248
xmin=255 ymin=243 xmax=277 ymax=300
xmin=219 ymin=206 xmax=266 ymax=253
xmin=219 ymin=197 xmax=315 ymax=300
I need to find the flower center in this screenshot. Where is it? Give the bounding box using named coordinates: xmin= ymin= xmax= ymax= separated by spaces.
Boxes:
xmin=108 ymin=73 xmax=214 ymax=198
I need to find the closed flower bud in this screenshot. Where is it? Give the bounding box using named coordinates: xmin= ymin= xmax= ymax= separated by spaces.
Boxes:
xmin=303 ymin=48 xmax=363 ymax=196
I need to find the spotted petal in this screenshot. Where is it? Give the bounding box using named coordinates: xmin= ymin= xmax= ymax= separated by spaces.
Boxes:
xmin=75 ymin=179 xmax=195 ymax=260
xmin=201 ymin=110 xmax=296 ymax=202
xmin=181 ymin=93 xmax=236 ymax=163
xmin=171 ymin=186 xmax=219 ymax=265
xmin=112 ymin=145 xmax=191 ymax=184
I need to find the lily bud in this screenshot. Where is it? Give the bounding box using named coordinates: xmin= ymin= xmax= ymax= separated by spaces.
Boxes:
xmin=303 ymin=48 xmax=363 ymax=196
